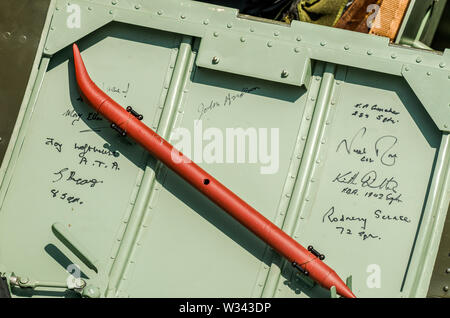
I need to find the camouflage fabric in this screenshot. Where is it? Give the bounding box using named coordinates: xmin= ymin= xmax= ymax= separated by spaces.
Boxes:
xmin=282 ymin=0 xmax=352 ymax=26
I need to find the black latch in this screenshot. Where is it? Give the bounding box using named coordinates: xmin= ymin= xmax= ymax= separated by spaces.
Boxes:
xmin=308 ymin=245 xmax=325 ymax=260
xmin=111 ymin=123 xmax=127 ymax=137
xmin=126 ymin=106 xmax=143 ymax=120
xmin=292 ymin=262 xmax=309 ymax=276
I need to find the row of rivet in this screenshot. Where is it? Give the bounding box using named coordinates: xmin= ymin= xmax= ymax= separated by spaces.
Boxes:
xmin=55 ymin=2 xmax=449 ymax=72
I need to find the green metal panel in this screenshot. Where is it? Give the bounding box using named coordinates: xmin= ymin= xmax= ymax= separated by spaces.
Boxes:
xmin=0 ymin=0 xmax=449 ymax=298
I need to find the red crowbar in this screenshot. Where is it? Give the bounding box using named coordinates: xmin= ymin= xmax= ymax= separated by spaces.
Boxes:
xmin=72 ymin=43 xmax=355 ymax=298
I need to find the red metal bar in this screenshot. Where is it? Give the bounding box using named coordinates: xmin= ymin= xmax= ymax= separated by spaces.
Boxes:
xmin=72 ymin=43 xmax=355 ymax=298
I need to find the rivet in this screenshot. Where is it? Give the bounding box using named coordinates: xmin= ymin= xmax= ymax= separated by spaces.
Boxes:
xmin=250 ymin=27 xmax=254 ymax=32
xmin=416 ymin=57 xmax=422 ymax=63
xmin=203 ymin=19 xmax=209 ymax=25
xmin=111 ymin=0 xmax=117 ymax=4
xmin=180 ymin=14 xmax=186 ymax=19
xmin=321 ymin=140 xmax=325 ymax=144
xmin=213 ymin=31 xmax=219 ymax=37
xmin=50 ymin=26 xmax=54 ymax=30
xmin=88 ymin=6 xmax=92 ymax=11
xmin=335 ymin=81 xmax=341 ymax=85
xmin=320 ymin=41 xmax=326 ymax=46
xmin=134 ymin=4 xmax=140 ymax=10
xmin=296 ymin=36 xmax=302 ymax=41
xmin=344 ymin=45 xmax=350 ymax=50
xmin=281 ymin=70 xmax=289 ymax=78
xmin=445 ymin=268 xmax=450 ymax=273
xmin=227 ymin=23 xmax=232 ymax=28
xmin=301 ymin=136 xmax=306 ymax=141
xmin=326 ymin=121 xmax=331 ymax=125
xmin=331 ymin=100 xmax=336 ymax=105
xmin=427 ymin=71 xmax=432 ymax=76
xmin=240 ymin=36 xmax=246 ymax=42
xmin=56 ymin=6 xmax=59 ymax=10
xmin=306 ymin=116 xmax=310 ymax=120
xmin=367 ymin=50 xmax=373 ymax=55
xmin=305 ymin=198 xmax=310 ymax=202
xmin=444 ymin=286 xmax=449 ymax=292
xmin=391 ymin=53 xmax=397 ymax=59
xmin=296 ymin=154 xmax=302 ymax=159
xmin=267 ymin=41 xmax=273 ymax=47
xmin=439 ymin=62 xmax=446 ymax=68
xmin=311 ymin=178 xmax=316 ymax=183
xmin=285 ymin=193 xmax=291 ymax=198
xmin=316 ymin=159 xmax=320 ymax=164
xmin=310 ymin=97 xmax=316 ymax=102
xmin=212 ymin=56 xmax=220 ymax=64
xmin=157 ymin=10 xmax=163 ymax=15
xmin=274 ymin=31 xmax=279 ymax=36
xmin=294 ymin=47 xmax=300 ymax=53
xmin=444 ymin=124 xmax=448 ymax=128
xmin=109 ymin=10 xmax=114 ymax=14
xmin=405 ymin=66 xmax=410 ymax=71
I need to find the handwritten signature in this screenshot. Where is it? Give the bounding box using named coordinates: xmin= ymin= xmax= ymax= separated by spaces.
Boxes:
xmin=197 ymin=87 xmax=260 ymax=120
xmin=336 ymin=127 xmax=398 ymax=166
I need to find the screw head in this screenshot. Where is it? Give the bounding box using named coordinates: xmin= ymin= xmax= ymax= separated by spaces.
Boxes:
xmin=281 ymin=70 xmax=289 ymax=78
xmin=212 ymin=56 xmax=219 ymax=64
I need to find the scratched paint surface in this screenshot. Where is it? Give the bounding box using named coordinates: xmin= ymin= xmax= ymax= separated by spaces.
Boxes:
xmin=123 ymin=67 xmax=308 ymax=297
xmin=275 ymin=68 xmax=441 ymax=297
xmin=0 ymin=24 xmax=180 ymax=293
xmin=0 ymin=1 xmax=446 ymax=298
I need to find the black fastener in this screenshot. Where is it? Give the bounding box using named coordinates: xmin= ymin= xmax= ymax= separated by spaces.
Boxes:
xmin=111 ymin=123 xmax=126 ymax=137
xmin=292 ymin=262 xmax=309 ymax=276
xmin=126 ymin=106 xmax=143 ymax=120
xmin=308 ymin=245 xmax=325 ymax=260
